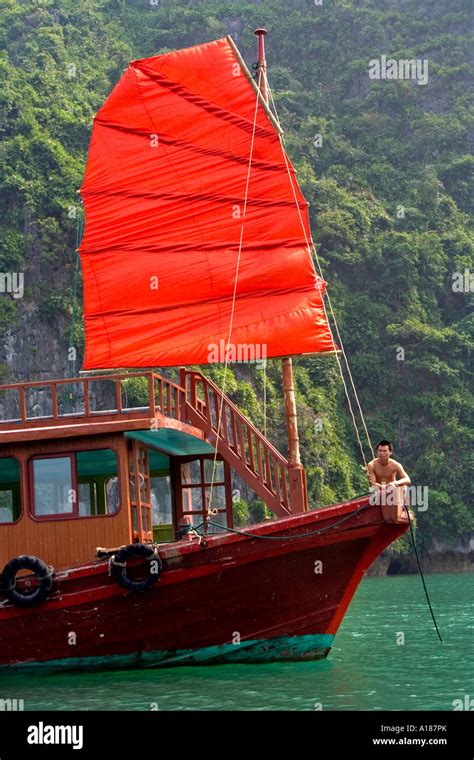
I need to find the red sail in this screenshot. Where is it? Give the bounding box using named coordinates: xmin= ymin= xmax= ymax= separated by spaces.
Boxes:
xmin=79 ymin=37 xmax=336 ymax=368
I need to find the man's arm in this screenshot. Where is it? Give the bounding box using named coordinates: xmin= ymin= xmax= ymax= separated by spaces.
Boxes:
xmin=392 ymin=461 xmax=411 ymax=487
xmin=367 ymin=461 xmax=382 ymax=489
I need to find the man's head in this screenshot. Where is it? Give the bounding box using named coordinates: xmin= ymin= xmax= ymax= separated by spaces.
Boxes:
xmin=377 ymin=440 xmax=393 ymax=463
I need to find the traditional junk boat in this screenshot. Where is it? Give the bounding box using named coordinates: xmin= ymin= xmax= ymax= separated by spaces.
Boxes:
xmin=0 ymin=32 xmax=409 ymax=671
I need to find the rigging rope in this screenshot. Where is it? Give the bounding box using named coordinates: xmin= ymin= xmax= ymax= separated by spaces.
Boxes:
xmin=403 ymin=504 xmax=443 ymax=643
xmin=267 ymin=83 xmax=375 ymax=468
xmin=68 ymin=212 xmax=84 ymax=377
xmin=197 ymin=501 xmax=370 ymax=540
xmin=262 ymin=355 xmax=267 ymax=440
xmin=207 ymin=69 xmax=376 ymax=523
xmin=205 ymin=71 xmax=262 ymax=523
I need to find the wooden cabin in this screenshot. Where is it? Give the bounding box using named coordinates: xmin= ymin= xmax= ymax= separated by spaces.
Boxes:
xmin=0 ymin=369 xmax=306 ymax=570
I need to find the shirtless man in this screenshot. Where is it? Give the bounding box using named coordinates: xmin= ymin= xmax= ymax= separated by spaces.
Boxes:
xmin=367 ymin=440 xmax=411 ymax=506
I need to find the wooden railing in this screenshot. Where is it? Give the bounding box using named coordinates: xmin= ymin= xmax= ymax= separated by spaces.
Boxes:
xmin=181 ymin=369 xmax=294 ymax=516
xmin=0 ymin=372 xmax=186 ymax=428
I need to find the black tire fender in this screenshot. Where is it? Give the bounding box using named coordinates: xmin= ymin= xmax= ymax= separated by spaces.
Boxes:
xmin=110 ymin=544 xmax=162 ymax=592
xmin=1 ymin=555 xmax=54 ymax=607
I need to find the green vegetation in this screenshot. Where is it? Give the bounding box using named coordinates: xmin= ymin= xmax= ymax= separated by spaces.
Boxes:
xmin=1 ymin=0 xmax=472 ymax=557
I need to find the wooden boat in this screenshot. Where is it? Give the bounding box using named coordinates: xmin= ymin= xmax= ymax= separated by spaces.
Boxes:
xmin=0 ymin=32 xmax=409 ymax=672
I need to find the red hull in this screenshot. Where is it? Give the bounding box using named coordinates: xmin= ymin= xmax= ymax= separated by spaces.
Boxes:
xmin=0 ymin=496 xmax=408 ymax=670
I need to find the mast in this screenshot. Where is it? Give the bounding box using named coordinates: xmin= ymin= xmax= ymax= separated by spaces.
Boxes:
xmin=254 ymin=28 xmax=306 ymax=513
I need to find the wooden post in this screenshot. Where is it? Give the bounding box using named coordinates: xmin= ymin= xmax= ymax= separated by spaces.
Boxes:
xmin=281 ymin=358 xmax=301 ymax=468
xmin=254 ymin=28 xmax=269 ymax=103
xmin=282 ymin=358 xmax=306 ymax=513
xmin=255 ymin=28 xmax=306 ymax=513
xmin=179 ymin=366 xmax=188 ymax=421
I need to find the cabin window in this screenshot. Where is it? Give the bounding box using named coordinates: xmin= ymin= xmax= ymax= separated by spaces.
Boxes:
xmin=181 ymin=459 xmax=201 ymax=485
xmin=32 ymin=456 xmax=75 ymax=516
xmin=179 ymin=457 xmax=229 ymax=534
xmin=105 ymin=477 xmax=120 ymax=514
xmin=150 ymin=475 xmax=172 ymax=525
xmin=0 ymin=457 xmax=21 ymax=523
xmin=138 ymin=444 xmax=174 ymax=541
xmin=78 ymin=481 xmax=98 ymax=516
xmin=150 ymin=474 xmax=173 ymax=542
xmin=30 ymin=449 xmax=120 ymax=519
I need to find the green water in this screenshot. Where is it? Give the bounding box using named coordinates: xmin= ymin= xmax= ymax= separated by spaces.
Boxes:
xmin=0 ymin=573 xmax=472 ymax=711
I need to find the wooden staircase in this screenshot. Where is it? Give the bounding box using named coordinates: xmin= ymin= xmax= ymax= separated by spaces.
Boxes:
xmin=180 ymin=369 xmax=307 ymax=517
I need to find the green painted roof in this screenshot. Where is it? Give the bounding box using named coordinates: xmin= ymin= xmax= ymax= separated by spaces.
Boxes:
xmin=149 ymin=450 xmax=170 ymax=471
xmin=125 ymin=429 xmax=214 ymax=458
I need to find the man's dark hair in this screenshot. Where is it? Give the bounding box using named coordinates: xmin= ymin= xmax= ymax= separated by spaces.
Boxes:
xmin=377 ymin=440 xmax=393 ymax=451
